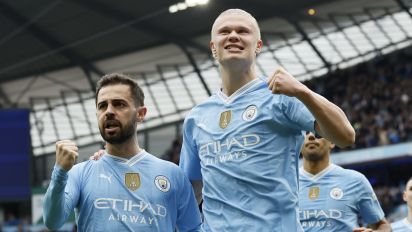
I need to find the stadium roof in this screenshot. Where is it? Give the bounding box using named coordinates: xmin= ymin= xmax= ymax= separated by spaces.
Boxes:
xmin=0 ymin=0 xmax=367 ymax=83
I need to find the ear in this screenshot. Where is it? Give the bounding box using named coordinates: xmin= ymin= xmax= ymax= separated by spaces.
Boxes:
xmin=136 ymin=106 xmax=147 ymax=122
xmin=210 ymin=41 xmax=217 ymax=59
xmin=255 ymin=39 xmax=263 ymax=54
xmin=403 ymin=190 xmax=407 ymax=202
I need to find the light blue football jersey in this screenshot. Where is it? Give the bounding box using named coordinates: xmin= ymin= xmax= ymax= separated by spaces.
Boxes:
xmin=392 ymin=218 xmax=412 ymax=232
xmin=299 ymin=164 xmax=385 ymax=231
xmin=180 ymin=78 xmax=315 ymax=231
xmin=43 ymin=150 xmax=201 ymax=232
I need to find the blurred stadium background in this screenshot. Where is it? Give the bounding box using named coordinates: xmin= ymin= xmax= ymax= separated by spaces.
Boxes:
xmin=0 ymin=0 xmax=411 ymax=230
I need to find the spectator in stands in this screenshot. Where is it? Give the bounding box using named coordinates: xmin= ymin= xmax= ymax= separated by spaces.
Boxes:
xmin=305 ymin=51 xmax=412 ymax=151
xmin=43 ymin=73 xmax=201 ymax=231
xmin=299 ymin=131 xmax=391 ymax=232
xmin=179 ymin=8 xmax=355 ymax=231
xmin=391 ymin=177 xmax=412 ymax=231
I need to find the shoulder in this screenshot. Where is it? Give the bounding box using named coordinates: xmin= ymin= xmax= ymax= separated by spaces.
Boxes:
xmin=183 ymin=96 xmax=217 ymax=127
xmin=70 ymin=160 xmax=91 ymax=172
xmin=333 ymin=166 xmax=373 ymax=190
xmin=187 ymin=95 xmax=217 ymax=115
xmin=333 ymin=165 xmax=363 ymax=178
xmin=68 ymin=160 xmax=97 ymax=177
xmin=144 ymin=152 xmax=183 ymax=174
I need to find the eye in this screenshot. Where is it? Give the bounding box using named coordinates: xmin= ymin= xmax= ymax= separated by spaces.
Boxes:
xmin=219 ymin=30 xmax=229 ymax=35
xmin=113 ymin=100 xmax=127 ymax=108
xmin=238 ymin=29 xmax=248 ymax=34
xmin=97 ymin=102 xmax=107 ymax=110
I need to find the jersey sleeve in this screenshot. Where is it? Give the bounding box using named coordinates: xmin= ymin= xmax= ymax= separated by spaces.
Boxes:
xmin=356 ymin=174 xmax=385 ymax=224
xmin=179 ymin=115 xmax=202 ymax=180
xmin=281 ymin=96 xmax=315 ymax=133
xmin=175 ymin=168 xmax=202 ymax=232
xmin=43 ymin=164 xmax=82 ymax=230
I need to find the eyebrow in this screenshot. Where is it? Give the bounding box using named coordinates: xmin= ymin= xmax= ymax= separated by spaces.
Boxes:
xmin=217 ymin=25 xmax=251 ymax=31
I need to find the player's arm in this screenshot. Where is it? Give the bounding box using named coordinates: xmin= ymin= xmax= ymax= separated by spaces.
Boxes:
xmin=352 ymin=218 xmax=392 ymax=232
xmin=267 ymin=67 xmax=355 ymax=148
xmin=368 ymin=219 xmax=391 ymax=231
xmin=43 ymin=140 xmax=79 ymax=230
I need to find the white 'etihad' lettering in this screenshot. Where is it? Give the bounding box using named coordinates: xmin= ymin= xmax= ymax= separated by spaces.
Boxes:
xmin=94 ymin=198 xmax=167 ymax=217
xmin=299 ymin=209 xmax=342 ymax=220
xmin=199 ymin=134 xmax=260 ymax=156
xmin=301 ymin=220 xmax=332 ymax=228
xmin=205 ymin=151 xmax=247 ymax=165
xmin=108 ymin=213 xmax=157 ymax=225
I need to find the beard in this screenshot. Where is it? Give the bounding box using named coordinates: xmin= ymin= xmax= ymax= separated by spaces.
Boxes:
xmin=303 ymin=151 xmax=324 ymax=162
xmin=99 ymin=117 xmax=137 ymax=144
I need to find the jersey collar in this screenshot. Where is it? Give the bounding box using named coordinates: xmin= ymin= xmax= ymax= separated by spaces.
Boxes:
xmin=104 ymin=149 xmax=147 ymax=166
xmin=300 ymin=163 xmax=337 ymax=181
xmin=217 ymin=78 xmax=261 ymax=104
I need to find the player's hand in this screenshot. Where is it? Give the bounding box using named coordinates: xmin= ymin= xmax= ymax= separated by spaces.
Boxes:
xmin=267 ymin=66 xmax=308 ymax=97
xmin=353 ymin=227 xmax=373 ymax=232
xmin=89 ymin=149 xmax=104 ymax=161
xmin=55 ymin=140 xmax=78 ymax=171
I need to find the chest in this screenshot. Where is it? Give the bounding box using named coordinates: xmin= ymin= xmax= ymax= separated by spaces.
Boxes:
xmin=80 ymin=163 xmax=173 ymax=211
xmin=299 ymin=180 xmax=357 ymax=213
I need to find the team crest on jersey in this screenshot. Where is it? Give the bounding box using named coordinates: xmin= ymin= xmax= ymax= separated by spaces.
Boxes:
xmin=154 ymin=175 xmax=170 ymax=192
xmin=330 ymin=187 xmax=343 ymax=200
xmin=308 ymin=186 xmax=320 ymax=200
xmin=242 ymin=105 xmax=258 ymax=121
xmin=219 ymin=110 xmax=232 ymax=129
xmin=125 ymin=173 xmax=140 ymax=191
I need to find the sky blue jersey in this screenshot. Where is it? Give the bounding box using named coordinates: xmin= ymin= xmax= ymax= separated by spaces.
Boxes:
xmin=299 ymin=164 xmax=385 ymax=232
xmin=43 ymin=150 xmax=201 ymax=232
xmin=391 ymin=218 xmax=412 ymax=232
xmin=180 ymin=78 xmax=315 ymax=232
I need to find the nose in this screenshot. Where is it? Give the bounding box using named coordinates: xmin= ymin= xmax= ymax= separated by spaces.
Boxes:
xmin=228 ymin=30 xmax=240 ymax=42
xmin=306 ymin=131 xmax=316 ymax=140
xmin=105 ymin=104 xmax=115 ymax=117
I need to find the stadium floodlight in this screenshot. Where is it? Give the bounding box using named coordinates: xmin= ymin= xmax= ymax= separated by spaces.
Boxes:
xmin=177 ymin=2 xmax=188 ymax=11
xmin=169 ymin=0 xmax=209 ymax=14
xmin=186 ymin=0 xmax=197 ymax=7
xmin=196 ymin=0 xmax=209 ymax=5
xmin=169 ymin=5 xmax=178 ymax=13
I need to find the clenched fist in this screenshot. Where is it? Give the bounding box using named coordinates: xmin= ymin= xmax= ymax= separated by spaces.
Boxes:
xmin=267 ymin=66 xmax=309 ymax=97
xmin=55 ymin=140 xmax=79 ymax=171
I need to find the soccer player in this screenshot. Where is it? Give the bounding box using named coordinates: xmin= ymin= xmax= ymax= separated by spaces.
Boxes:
xmin=43 ymin=73 xmax=201 ymax=231
xmin=391 ymin=177 xmax=412 ymax=231
xmin=299 ymin=131 xmax=390 ymax=232
xmin=179 ymin=8 xmax=355 ymax=231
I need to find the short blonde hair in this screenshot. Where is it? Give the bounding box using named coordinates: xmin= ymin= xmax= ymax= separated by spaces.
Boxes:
xmin=211 ymin=9 xmax=261 ymax=40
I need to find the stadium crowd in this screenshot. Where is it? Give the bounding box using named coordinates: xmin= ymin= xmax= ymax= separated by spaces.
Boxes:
xmin=305 ymin=51 xmax=412 ymax=151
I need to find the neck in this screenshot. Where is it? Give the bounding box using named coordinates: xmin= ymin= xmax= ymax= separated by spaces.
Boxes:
xmin=106 ymin=136 xmax=141 ymax=159
xmin=220 ymin=61 xmax=257 ymax=96
xmin=303 ymin=157 xmax=330 ymax=175
xmin=408 ymin=208 xmax=412 ymax=224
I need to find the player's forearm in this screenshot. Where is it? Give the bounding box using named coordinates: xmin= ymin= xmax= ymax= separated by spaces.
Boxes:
xmin=43 ymin=165 xmax=72 ymax=230
xmin=372 ymin=219 xmax=392 ymax=232
xmin=297 ymin=88 xmax=355 ymax=148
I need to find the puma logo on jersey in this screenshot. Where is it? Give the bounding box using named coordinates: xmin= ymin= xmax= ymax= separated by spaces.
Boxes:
xmin=99 ymin=173 xmax=113 ymax=184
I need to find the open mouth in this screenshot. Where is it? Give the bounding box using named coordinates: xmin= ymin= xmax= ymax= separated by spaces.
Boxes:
xmin=104 ymin=120 xmax=120 ymax=129
xmin=224 ymin=44 xmax=244 ymax=50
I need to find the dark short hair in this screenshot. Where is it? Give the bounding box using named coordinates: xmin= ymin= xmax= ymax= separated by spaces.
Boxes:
xmin=95 ymin=73 xmax=144 ymax=107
